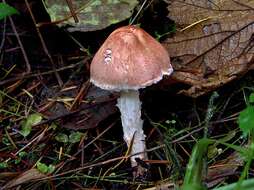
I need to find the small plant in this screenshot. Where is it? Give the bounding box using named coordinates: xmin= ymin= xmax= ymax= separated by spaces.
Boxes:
xmin=20 ymin=113 xmax=43 ymax=137
xmin=36 ymin=161 xmax=55 ymax=174
xmin=55 ymin=131 xmax=84 ymax=144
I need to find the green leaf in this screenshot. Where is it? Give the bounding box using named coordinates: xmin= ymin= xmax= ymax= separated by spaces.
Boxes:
xmin=249 ymin=93 xmax=254 ymax=104
xmin=36 ymin=162 xmax=55 ymax=174
xmin=20 ymin=113 xmax=43 ymax=137
xmin=49 ymin=123 xmax=58 ymax=130
xmin=15 ymin=151 xmax=27 ymax=164
xmin=55 ymin=133 xmax=69 ymax=143
xmin=207 ymin=145 xmax=218 ymax=158
xmin=14 ymin=158 xmax=21 ymax=164
xmin=18 ymin=151 xmax=27 ymax=158
xmin=181 ymin=138 xmax=212 ymax=190
xmin=238 ymin=106 xmax=254 ymax=135
xmin=69 ymin=131 xmax=83 ymax=143
xmin=36 ymin=161 xmax=48 ymax=174
xmin=0 ymin=162 xmax=8 ymax=169
xmin=43 ymin=0 xmax=138 ymax=32
xmin=47 ymin=164 xmax=55 ymax=174
xmin=0 ymin=3 xmax=18 ymax=20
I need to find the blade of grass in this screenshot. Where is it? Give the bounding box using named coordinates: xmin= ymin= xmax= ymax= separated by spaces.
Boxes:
xmin=181 ymin=138 xmax=212 ymax=190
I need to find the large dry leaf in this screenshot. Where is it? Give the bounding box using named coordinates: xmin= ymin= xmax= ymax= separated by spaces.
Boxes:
xmin=164 ymin=0 xmax=254 ymax=97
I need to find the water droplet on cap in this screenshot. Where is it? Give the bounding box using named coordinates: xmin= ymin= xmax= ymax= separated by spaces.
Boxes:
xmin=104 ymin=48 xmax=112 ymax=64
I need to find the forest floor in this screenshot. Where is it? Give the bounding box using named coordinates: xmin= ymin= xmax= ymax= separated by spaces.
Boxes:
xmin=1 ymin=1 xmax=254 ymax=190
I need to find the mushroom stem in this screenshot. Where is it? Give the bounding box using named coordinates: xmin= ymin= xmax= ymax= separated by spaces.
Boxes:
xmin=117 ymin=90 xmax=147 ymax=167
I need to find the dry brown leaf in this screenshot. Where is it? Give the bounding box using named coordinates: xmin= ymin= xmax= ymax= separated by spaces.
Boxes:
xmin=163 ymin=0 xmax=254 ymax=97
xmin=62 ymin=86 xmax=118 ymax=130
xmin=3 ymin=168 xmax=46 ymax=189
xmin=39 ymin=84 xmax=118 ymax=130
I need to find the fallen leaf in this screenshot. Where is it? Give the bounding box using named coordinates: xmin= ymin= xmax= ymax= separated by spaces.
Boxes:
xmin=3 ymin=168 xmax=46 ymax=189
xmin=40 ymin=85 xmax=118 ymax=130
xmin=43 ymin=0 xmax=138 ymax=32
xmin=163 ymin=0 xmax=254 ymax=97
xmin=62 ymin=86 xmax=118 ymax=130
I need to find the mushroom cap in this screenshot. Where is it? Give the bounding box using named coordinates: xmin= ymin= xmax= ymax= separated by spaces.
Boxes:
xmin=90 ymin=25 xmax=173 ymax=91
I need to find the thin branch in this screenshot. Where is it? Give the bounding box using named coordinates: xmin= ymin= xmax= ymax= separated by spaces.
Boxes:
xmin=65 ymin=0 xmax=79 ymax=23
xmin=2 ymin=0 xmax=31 ymax=73
xmin=0 ymin=18 xmax=7 ymax=54
xmin=24 ymin=0 xmax=63 ymax=86
xmin=8 ymin=16 xmax=31 ymax=73
xmin=0 ymin=60 xmax=84 ymax=86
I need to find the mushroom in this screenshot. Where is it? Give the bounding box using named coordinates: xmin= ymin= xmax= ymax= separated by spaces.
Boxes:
xmin=90 ymin=25 xmax=173 ymax=173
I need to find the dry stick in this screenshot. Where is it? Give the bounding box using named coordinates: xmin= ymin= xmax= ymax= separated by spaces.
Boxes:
xmin=4 ymin=127 xmax=17 ymax=149
xmin=0 ymin=18 xmax=7 ymax=54
xmin=1 ymin=0 xmax=31 ymax=73
xmin=8 ymin=17 xmax=31 ymax=73
xmin=41 ymin=156 xmax=130 ymax=181
xmin=129 ymin=0 xmax=148 ymax=25
xmin=54 ymin=121 xmax=116 ymax=174
xmin=39 ymin=144 xmax=165 ymax=181
xmin=4 ymin=127 xmax=48 ymax=163
xmin=70 ymin=81 xmax=91 ymax=110
xmin=0 ymin=60 xmax=84 ymax=86
xmin=24 ymin=0 xmax=63 ymax=87
xmin=65 ymin=0 xmax=79 ymax=23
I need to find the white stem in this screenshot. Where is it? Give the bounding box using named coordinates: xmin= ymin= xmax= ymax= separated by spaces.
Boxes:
xmin=117 ymin=90 xmax=147 ymax=167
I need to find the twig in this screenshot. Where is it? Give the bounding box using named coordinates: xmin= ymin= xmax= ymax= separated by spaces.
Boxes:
xmin=129 ymin=0 xmax=148 ymax=25
xmin=4 ymin=127 xmax=48 ymax=163
xmin=70 ymin=81 xmax=91 ymax=110
xmin=24 ymin=0 xmax=63 ymax=87
xmin=39 ymin=143 xmax=166 ymax=181
xmin=0 ymin=18 xmax=7 ymax=54
xmin=65 ymin=0 xmax=79 ymax=23
xmin=2 ymin=0 xmax=31 ymax=73
xmin=8 ymin=16 xmax=31 ymax=73
xmin=54 ymin=121 xmax=116 ymax=174
xmin=0 ymin=60 xmax=84 ymax=86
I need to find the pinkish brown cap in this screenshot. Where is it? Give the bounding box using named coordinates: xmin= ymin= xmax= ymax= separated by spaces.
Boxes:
xmin=90 ymin=25 xmax=173 ymax=91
